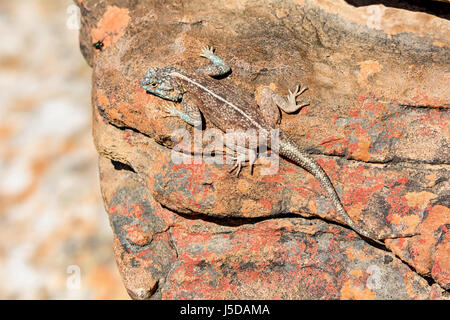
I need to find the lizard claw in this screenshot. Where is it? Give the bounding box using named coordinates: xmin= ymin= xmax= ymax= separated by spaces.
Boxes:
xmin=162 ymin=103 xmax=180 ymax=118
xmin=228 ymin=149 xmax=257 ymax=177
xmin=229 ymin=161 xmax=243 ymax=177
xmin=200 ymin=45 xmax=215 ymax=58
xmin=286 ymin=83 xmax=309 ymax=112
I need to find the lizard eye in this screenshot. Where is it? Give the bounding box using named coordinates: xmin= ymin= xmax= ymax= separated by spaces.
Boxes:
xmin=151 ymin=83 xmax=158 ymax=88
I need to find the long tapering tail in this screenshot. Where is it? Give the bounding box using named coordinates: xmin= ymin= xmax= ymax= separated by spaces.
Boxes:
xmin=278 ymin=134 xmax=378 ymax=240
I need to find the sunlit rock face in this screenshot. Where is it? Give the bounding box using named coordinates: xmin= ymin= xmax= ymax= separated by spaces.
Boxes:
xmin=77 ymin=0 xmax=449 ymax=299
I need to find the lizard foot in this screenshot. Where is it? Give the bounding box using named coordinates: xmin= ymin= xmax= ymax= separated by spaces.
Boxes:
xmin=229 ymin=160 xmax=244 ymax=177
xmin=200 ymin=45 xmax=215 ymax=58
xmin=161 ymin=103 xmax=180 ymax=118
xmin=286 ymin=84 xmax=309 ymax=113
xmin=228 ymin=149 xmax=257 ymax=177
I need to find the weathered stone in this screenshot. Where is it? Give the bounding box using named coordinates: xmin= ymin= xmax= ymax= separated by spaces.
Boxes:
xmin=99 ymin=155 xmax=445 ymax=299
xmin=77 ymin=0 xmax=450 ymax=298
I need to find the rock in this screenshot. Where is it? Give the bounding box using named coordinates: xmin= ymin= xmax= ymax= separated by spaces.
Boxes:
xmin=99 ymin=156 xmax=444 ymax=299
xmin=76 ymin=0 xmax=450 ymax=298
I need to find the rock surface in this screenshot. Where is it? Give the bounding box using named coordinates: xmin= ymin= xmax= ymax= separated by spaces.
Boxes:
xmin=77 ymin=0 xmax=449 ymax=298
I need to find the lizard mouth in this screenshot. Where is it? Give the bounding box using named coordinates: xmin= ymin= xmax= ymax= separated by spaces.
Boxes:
xmin=139 ymin=78 xmax=149 ymax=88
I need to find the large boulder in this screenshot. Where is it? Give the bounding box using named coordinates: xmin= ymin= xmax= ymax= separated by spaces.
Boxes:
xmin=76 ymin=0 xmax=449 ymax=298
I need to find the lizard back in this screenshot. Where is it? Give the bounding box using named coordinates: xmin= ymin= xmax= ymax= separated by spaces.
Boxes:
xmin=173 ymin=71 xmax=270 ymax=133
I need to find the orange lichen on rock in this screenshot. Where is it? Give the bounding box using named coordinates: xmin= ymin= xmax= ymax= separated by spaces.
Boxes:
xmin=357 ymin=60 xmax=381 ymax=87
xmin=405 ymin=191 xmax=437 ymax=208
xmin=91 ymin=6 xmax=130 ymax=47
xmin=340 ymin=279 xmax=376 ymax=300
xmin=351 ymin=138 xmax=372 ymax=162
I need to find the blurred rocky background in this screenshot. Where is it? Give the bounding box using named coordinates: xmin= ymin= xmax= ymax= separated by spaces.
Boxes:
xmin=0 ymin=0 xmax=128 ymax=299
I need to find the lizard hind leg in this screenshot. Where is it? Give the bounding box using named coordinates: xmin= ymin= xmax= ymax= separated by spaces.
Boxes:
xmin=261 ymin=84 xmax=308 ymax=116
xmin=259 ymin=88 xmax=282 ymax=128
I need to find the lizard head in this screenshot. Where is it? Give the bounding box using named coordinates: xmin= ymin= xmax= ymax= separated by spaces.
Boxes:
xmin=140 ymin=66 xmax=185 ymax=102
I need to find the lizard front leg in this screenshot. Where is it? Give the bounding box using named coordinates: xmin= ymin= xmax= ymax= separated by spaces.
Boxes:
xmin=259 ymin=84 xmax=308 ymax=126
xmin=196 ymin=46 xmax=231 ymax=77
xmin=163 ymin=93 xmax=203 ymax=128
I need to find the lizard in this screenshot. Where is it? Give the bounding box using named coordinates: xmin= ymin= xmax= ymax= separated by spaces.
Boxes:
xmin=139 ymin=45 xmax=416 ymax=242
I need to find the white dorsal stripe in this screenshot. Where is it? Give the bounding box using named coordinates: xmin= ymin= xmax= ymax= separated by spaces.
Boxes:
xmin=171 ymin=71 xmax=264 ymax=130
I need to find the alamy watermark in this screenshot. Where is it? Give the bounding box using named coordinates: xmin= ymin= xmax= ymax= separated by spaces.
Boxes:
xmin=66 ymin=265 xmax=81 ymax=290
xmin=366 ymin=265 xmax=382 ymax=290
xmin=366 ymin=5 xmax=385 ymax=30
xmin=66 ymin=4 xmax=81 ymax=30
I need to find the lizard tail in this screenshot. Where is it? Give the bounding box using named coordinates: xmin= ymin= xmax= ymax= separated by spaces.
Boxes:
xmin=279 ymin=134 xmax=379 ymax=241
